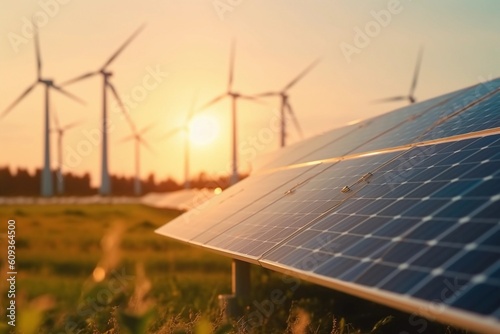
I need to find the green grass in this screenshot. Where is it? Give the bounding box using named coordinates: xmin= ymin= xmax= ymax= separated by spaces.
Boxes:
xmin=0 ymin=204 xmax=469 ymax=334
xmin=0 ymin=204 xmax=232 ymax=333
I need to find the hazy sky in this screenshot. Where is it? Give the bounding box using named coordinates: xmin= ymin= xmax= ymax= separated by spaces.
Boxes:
xmin=1 ymin=0 xmax=499 ymax=186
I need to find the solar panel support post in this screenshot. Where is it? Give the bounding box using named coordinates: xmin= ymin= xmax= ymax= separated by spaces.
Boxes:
xmin=232 ymin=259 xmax=250 ymax=299
xmin=218 ymin=259 xmax=250 ymax=320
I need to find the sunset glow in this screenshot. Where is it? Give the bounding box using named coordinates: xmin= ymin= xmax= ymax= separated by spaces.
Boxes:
xmin=188 ymin=114 xmax=220 ymax=146
xmin=0 ymin=1 xmax=499 ymax=186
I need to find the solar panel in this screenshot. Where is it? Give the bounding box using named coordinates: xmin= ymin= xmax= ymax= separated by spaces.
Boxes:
xmin=351 ymin=83 xmax=499 ymax=154
xmin=157 ymin=163 xmax=325 ymax=255
xmin=263 ymin=133 xmax=500 ymax=276
xmin=418 ymin=90 xmax=500 ymax=142
xmin=200 ymin=152 xmax=400 ymax=259
xmin=254 ymin=122 xmax=358 ymax=171
xmin=156 ymin=79 xmax=500 ymax=333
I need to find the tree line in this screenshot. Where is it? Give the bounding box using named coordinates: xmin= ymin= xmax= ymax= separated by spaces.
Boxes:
xmin=0 ymin=166 xmax=236 ymax=196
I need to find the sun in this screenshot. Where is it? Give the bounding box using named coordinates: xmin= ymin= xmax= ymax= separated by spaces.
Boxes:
xmin=188 ymin=115 xmax=220 ymax=146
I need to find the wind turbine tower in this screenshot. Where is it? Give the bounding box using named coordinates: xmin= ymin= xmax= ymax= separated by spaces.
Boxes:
xmin=162 ymin=91 xmax=199 ymax=189
xmin=52 ymin=112 xmax=81 ymax=195
xmin=120 ymin=123 xmax=154 ymax=196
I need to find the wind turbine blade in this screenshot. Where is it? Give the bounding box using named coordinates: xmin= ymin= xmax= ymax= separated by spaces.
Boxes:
xmin=1 ymin=82 xmax=38 ymax=119
xmin=410 ymin=47 xmax=424 ymax=96
xmin=187 ymin=89 xmax=199 ymax=121
xmin=254 ymin=91 xmax=279 ymax=97
xmin=139 ymin=137 xmax=155 ymax=154
xmin=119 ymin=134 xmax=136 ymax=143
xmin=199 ymin=94 xmax=226 ymax=111
xmin=372 ymin=96 xmax=407 ymax=103
xmin=238 ymin=94 xmax=267 ymax=106
xmin=283 ymin=58 xmax=321 ymax=91
xmin=51 ymin=84 xmax=86 ymax=105
xmin=101 ymin=24 xmax=145 ymax=70
xmin=227 ymin=40 xmax=236 ymax=92
xmin=52 ymin=110 xmax=61 ymax=130
xmin=61 ymin=71 xmax=99 ymax=86
xmin=62 ymin=120 xmax=84 ymax=131
xmin=286 ymin=101 xmax=304 ymax=138
xmin=107 ymin=82 xmax=136 ymax=132
xmin=34 ymin=25 xmax=42 ymax=80
xmin=139 ymin=122 xmax=155 ymax=135
xmin=160 ymin=128 xmax=182 ymax=141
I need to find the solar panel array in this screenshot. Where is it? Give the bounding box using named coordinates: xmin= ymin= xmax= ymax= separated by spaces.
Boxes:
xmin=156 ymin=78 xmax=500 ymax=333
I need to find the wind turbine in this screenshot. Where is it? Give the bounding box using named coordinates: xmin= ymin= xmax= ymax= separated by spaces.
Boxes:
xmin=1 ymin=28 xmax=84 ymax=197
xmin=254 ymin=58 xmax=320 ymax=147
xmin=199 ymin=41 xmax=261 ymax=185
xmin=120 ymin=122 xmax=154 ymax=197
xmin=62 ymin=25 xmax=144 ymax=196
xmin=162 ymin=91 xmax=198 ymax=189
xmin=374 ymin=47 xmax=424 ymax=105
xmin=51 ymin=111 xmax=82 ymax=195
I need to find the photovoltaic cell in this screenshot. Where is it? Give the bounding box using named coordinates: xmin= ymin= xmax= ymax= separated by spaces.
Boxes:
xmin=157 ymin=79 xmax=500 ymax=333
xmin=452 ymin=283 xmax=500 ymax=315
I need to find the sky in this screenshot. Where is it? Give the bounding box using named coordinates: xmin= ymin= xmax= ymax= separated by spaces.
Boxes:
xmin=1 ymin=0 xmax=499 ymax=187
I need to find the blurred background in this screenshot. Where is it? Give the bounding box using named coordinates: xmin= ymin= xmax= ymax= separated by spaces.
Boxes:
xmin=1 ymin=0 xmax=499 ymax=190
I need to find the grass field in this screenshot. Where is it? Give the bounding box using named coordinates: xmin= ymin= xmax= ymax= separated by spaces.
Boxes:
xmin=0 ymin=204 xmax=468 ymax=334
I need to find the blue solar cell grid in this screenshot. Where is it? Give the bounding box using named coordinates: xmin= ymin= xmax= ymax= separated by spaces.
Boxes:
xmin=350 ymin=86 xmax=485 ymax=154
xmin=156 ymin=164 xmax=322 ymax=243
xmin=201 ymin=152 xmax=401 ymax=258
xmin=419 ymin=91 xmax=500 ymax=142
xmin=262 ymin=134 xmax=500 ymax=319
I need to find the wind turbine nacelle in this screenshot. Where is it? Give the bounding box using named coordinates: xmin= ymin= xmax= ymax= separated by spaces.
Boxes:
xmin=101 ymin=70 xmax=113 ymax=78
xmin=41 ymin=79 xmax=54 ymax=85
